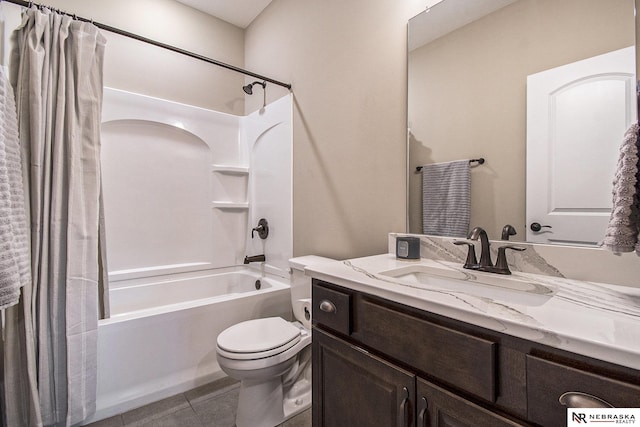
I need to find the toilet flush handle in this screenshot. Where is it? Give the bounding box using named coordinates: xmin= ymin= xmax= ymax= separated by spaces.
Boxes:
xmin=319 ymin=300 xmax=336 ymax=313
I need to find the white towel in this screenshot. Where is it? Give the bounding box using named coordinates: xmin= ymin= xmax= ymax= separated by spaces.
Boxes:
xmin=603 ymin=123 xmax=640 ymax=254
xmin=422 ymin=160 xmax=470 ymax=238
xmin=0 ymin=66 xmax=30 ymax=309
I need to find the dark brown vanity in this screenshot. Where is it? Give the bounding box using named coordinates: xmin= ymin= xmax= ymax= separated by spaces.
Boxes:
xmin=312 ymin=279 xmax=640 ymax=427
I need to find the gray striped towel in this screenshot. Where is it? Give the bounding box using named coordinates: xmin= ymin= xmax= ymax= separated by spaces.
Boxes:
xmin=421 ymin=160 xmax=470 ymax=238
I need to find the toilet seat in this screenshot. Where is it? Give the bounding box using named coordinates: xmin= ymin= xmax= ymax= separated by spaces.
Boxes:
xmin=217 ymin=317 xmax=302 ymax=360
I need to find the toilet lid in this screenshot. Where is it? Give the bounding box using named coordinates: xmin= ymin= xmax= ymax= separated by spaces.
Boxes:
xmin=217 ymin=317 xmax=301 ymax=354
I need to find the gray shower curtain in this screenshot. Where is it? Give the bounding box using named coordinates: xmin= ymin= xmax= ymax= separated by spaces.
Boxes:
xmin=3 ymin=6 xmax=107 ymax=426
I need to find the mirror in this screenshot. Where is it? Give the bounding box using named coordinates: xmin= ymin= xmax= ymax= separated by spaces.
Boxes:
xmin=407 ymin=0 xmax=637 ymax=244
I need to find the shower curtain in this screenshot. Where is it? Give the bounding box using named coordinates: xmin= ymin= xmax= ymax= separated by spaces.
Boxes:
xmin=2 ymin=6 xmax=108 ymax=426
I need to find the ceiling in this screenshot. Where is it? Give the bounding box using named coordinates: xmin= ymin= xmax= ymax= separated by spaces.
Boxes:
xmin=409 ymin=0 xmax=517 ymax=51
xmin=174 ymin=0 xmax=274 ymax=28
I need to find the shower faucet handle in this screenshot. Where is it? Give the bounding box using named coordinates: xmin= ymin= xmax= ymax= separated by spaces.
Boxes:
xmin=252 ymin=218 xmax=269 ymax=239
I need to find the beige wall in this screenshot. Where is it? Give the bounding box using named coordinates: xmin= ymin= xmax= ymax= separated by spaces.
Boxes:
xmin=408 ymin=0 xmax=635 ymax=239
xmin=41 ymin=0 xmax=246 ymax=114
xmin=7 ymin=0 xmax=639 ymax=261
xmin=246 ymin=0 xmax=424 ymax=259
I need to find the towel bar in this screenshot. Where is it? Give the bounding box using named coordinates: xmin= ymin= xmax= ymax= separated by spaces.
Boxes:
xmin=416 ymin=158 xmax=484 ymax=172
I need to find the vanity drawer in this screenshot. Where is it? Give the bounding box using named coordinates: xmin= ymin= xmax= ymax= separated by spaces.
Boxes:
xmin=354 ymin=296 xmax=497 ymax=402
xmin=312 ymin=281 xmax=351 ymax=336
xmin=527 ymin=355 xmax=640 ymax=427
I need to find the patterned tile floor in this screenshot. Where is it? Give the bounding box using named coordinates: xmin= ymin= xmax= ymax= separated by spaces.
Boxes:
xmin=85 ymin=377 xmax=311 ymax=427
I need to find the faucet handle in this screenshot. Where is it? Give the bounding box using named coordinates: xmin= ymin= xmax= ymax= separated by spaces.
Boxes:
xmin=493 ymin=245 xmax=526 ymax=275
xmin=501 ymin=224 xmax=517 ymax=240
xmin=252 ymin=218 xmax=269 ymax=239
xmin=453 ymin=240 xmax=478 ymax=269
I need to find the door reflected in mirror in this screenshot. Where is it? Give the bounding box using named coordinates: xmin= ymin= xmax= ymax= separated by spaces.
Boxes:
xmin=407 ymin=0 xmax=636 ymax=245
xmin=526 ymin=47 xmax=636 ymax=245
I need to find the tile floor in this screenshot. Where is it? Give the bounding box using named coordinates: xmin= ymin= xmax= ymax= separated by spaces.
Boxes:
xmin=85 ymin=377 xmax=311 ymax=427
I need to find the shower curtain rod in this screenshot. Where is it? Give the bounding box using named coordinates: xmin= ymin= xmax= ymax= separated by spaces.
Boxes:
xmin=1 ymin=0 xmax=292 ymax=90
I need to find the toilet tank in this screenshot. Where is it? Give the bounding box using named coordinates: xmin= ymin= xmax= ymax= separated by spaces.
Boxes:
xmin=289 ymin=256 xmax=335 ymax=327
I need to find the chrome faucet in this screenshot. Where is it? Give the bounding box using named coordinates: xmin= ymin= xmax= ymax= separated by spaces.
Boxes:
xmin=244 ymin=254 xmax=265 ymax=264
xmin=467 ymin=227 xmax=492 ymax=269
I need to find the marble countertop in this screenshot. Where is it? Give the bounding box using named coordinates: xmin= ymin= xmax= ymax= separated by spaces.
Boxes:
xmin=306 ymin=254 xmax=640 ymax=370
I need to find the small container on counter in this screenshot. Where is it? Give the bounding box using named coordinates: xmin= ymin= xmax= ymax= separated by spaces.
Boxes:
xmin=396 ymin=236 xmax=420 ymax=260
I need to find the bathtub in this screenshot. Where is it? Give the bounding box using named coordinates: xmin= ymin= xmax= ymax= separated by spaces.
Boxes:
xmin=86 ymin=267 xmax=292 ymax=423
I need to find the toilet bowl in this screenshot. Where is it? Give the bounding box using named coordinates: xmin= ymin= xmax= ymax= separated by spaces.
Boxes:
xmin=215 ymin=256 xmax=334 ymax=427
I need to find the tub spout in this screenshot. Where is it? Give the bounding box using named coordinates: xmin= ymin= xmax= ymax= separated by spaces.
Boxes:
xmin=244 ymin=254 xmax=265 ymax=264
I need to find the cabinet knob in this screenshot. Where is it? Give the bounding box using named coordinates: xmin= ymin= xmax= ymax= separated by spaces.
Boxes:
xmin=319 ymin=300 xmax=337 ymax=313
xmin=559 ymin=392 xmax=614 ymax=408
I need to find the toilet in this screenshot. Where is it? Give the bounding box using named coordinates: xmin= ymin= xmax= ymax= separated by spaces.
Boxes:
xmin=216 ymin=255 xmax=334 ymax=427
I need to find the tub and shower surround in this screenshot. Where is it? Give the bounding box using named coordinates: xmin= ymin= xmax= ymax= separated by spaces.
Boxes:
xmin=86 ymin=89 xmax=293 ymax=422
xmin=101 ymin=88 xmax=293 ymax=282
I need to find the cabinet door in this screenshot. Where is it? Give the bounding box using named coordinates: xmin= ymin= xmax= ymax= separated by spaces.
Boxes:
xmin=416 ymin=378 xmax=528 ymax=427
xmin=313 ymin=328 xmax=415 ymax=427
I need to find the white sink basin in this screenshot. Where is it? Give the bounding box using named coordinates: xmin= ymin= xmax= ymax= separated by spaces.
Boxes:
xmin=378 ymin=264 xmax=555 ymax=306
xmin=379 ymin=264 xmax=469 ymax=282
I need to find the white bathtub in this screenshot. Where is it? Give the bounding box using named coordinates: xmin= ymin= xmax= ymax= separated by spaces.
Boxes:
xmin=86 ymin=267 xmax=292 ymax=423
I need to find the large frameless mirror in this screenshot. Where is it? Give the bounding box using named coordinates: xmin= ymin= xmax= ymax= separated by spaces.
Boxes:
xmin=408 ymin=0 xmax=637 ymax=246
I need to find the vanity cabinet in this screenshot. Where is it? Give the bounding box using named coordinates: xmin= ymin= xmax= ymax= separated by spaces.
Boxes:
xmin=313 ymin=327 xmax=523 ymax=427
xmin=312 ymin=279 xmax=640 ymax=427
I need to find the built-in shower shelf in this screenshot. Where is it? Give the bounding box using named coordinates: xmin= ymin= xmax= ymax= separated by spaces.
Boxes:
xmin=211 ymin=164 xmax=249 ymax=175
xmin=211 ymin=201 xmax=249 ymax=210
